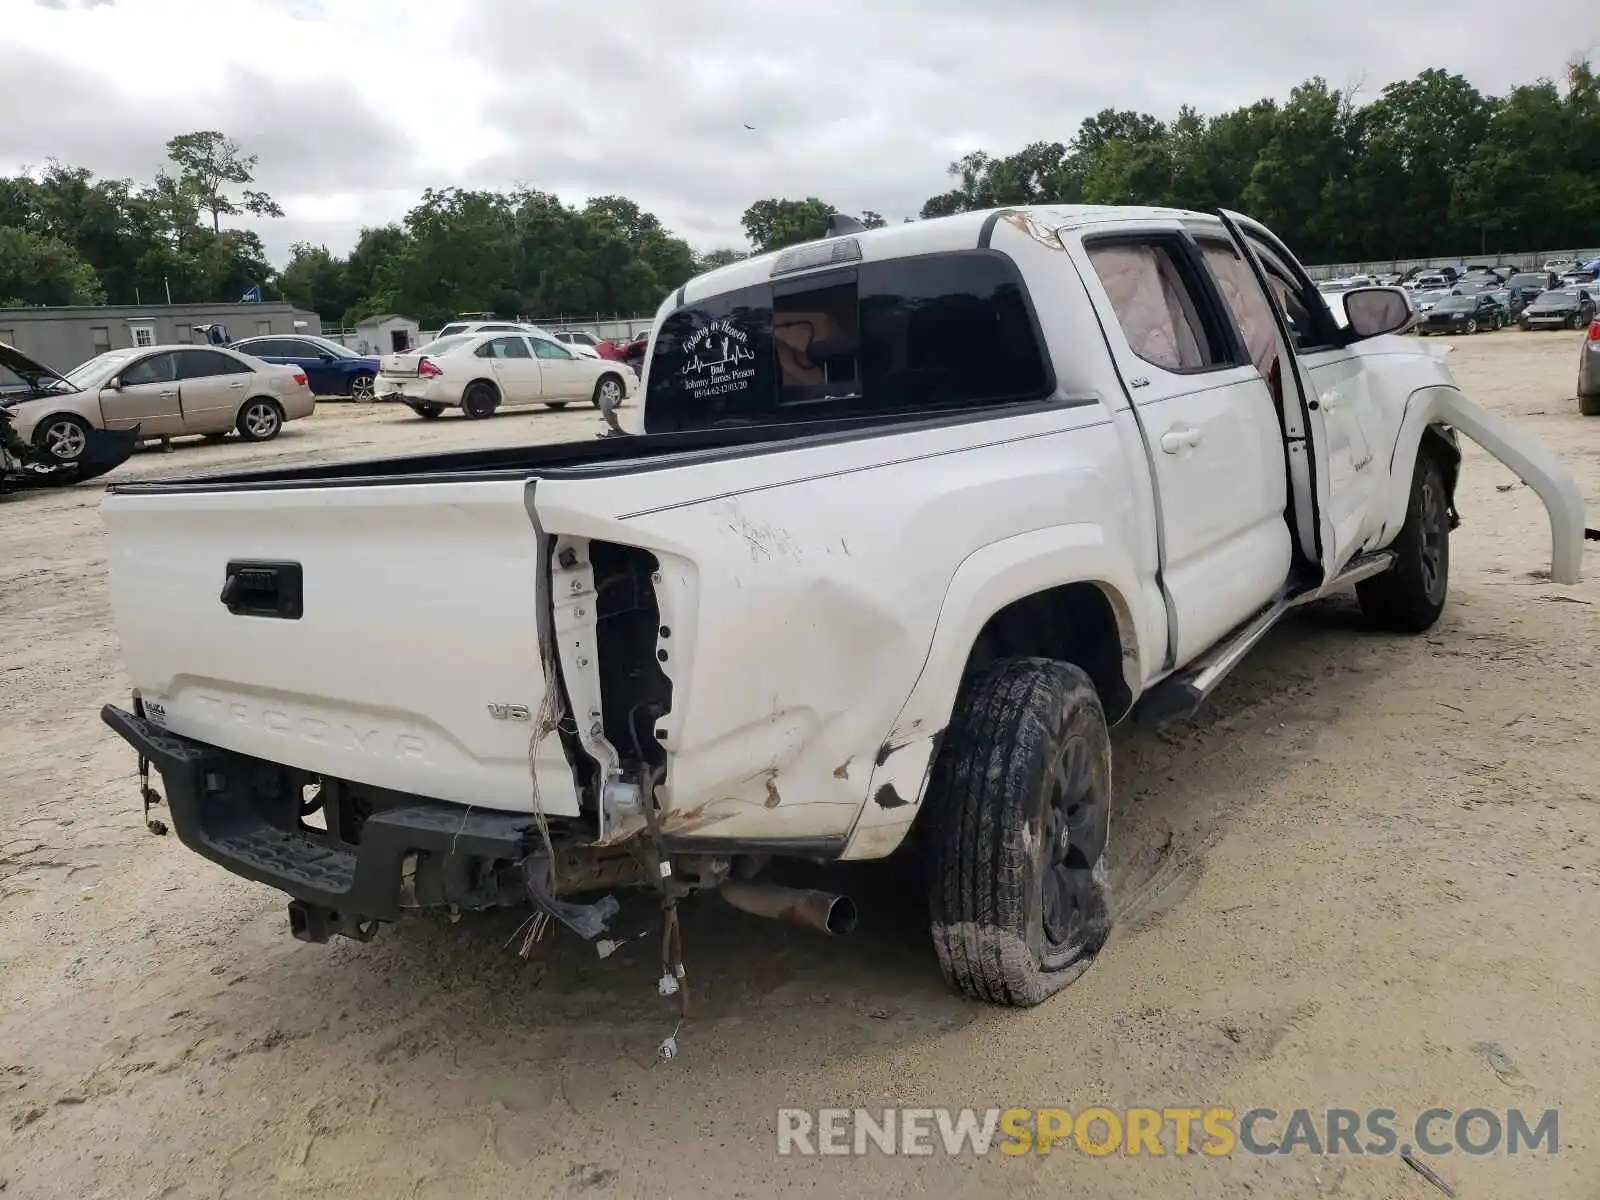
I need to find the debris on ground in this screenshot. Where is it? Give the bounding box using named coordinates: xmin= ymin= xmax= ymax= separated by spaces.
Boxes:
xmin=1401 ymin=1149 xmax=1455 ymax=1197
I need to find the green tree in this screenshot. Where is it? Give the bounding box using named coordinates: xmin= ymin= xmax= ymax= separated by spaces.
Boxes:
xmin=740 ymin=197 xmax=838 ymax=252
xmin=0 ymin=226 xmax=105 ymax=306
xmin=696 ymin=247 xmax=747 ymax=272
xmin=164 ymin=131 xmax=284 ymax=233
xmin=373 ymin=188 xmax=518 ymax=327
xmin=279 ymin=242 xmax=356 ymax=323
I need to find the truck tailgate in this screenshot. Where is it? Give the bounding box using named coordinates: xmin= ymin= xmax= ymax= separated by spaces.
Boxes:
xmin=100 ymin=479 xmax=580 ymax=816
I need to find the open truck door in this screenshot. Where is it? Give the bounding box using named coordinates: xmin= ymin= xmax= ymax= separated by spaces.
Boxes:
xmin=1215 ymin=209 xmax=1586 ymax=587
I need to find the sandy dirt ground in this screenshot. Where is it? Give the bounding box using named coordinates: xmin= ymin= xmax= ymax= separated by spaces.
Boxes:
xmin=2 ymin=333 xmax=1598 ymax=1200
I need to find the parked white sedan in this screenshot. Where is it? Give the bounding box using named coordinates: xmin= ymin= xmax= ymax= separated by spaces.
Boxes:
xmin=376 ymin=331 xmax=636 ymax=420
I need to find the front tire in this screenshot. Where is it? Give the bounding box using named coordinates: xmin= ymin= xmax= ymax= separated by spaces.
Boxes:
xmin=461 ymin=382 xmax=499 ymax=420
xmin=236 ymin=398 xmax=284 ymax=442
xmin=1465 ymin=319 xmax=1479 ymax=334
xmin=34 ymin=415 xmax=92 ymax=464
xmin=1357 ymin=453 xmax=1451 ymax=632
xmin=923 ymin=659 xmax=1113 ymax=1007
xmin=1579 ymin=391 xmax=1600 ymax=417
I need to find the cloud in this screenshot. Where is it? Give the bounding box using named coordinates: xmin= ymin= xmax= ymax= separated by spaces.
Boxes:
xmin=5 ymin=0 xmax=1597 ymax=263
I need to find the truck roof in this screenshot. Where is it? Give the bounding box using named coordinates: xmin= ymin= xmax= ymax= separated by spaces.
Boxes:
xmin=678 ymin=203 xmax=1208 ymax=308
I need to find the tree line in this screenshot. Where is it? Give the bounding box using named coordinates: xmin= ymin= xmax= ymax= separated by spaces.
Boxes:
xmin=1 ymin=62 xmax=1595 ymax=327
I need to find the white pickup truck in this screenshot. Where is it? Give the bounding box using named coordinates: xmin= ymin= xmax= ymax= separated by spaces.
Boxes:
xmin=99 ymin=206 xmax=1586 ymax=1008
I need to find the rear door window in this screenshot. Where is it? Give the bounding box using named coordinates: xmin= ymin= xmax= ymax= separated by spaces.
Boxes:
xmin=1085 ymin=243 xmax=1224 ymax=372
xmin=645 ymin=251 xmax=1051 ymax=431
xmin=175 ymin=349 xmax=252 ymax=379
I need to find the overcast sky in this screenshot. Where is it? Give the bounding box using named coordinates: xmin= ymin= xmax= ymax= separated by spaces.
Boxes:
xmin=6 ymin=0 xmax=1595 ymax=266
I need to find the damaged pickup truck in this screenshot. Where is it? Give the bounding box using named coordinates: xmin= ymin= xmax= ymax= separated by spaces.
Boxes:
xmin=100 ymin=206 xmax=1586 ymax=1007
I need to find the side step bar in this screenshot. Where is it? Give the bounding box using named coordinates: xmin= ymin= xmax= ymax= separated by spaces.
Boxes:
xmin=1132 ymin=550 xmax=1396 ymax=727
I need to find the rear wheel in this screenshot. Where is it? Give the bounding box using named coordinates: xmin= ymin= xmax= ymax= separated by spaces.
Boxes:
xmin=461 ymin=382 xmax=499 ymax=420
xmin=34 ymin=415 xmax=91 ymax=464
xmin=1358 ymin=453 xmax=1450 ymax=632
xmin=923 ymin=658 xmax=1113 ymax=1006
xmin=236 ymin=398 xmax=284 ymax=442
xmin=348 ymin=372 xmax=376 ymax=402
xmin=593 ymin=374 xmax=625 ymax=411
xmin=1579 ymin=392 xmax=1600 ymax=417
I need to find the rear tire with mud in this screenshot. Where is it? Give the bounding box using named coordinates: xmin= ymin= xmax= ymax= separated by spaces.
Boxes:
xmin=923 ymin=658 xmax=1113 ymax=1007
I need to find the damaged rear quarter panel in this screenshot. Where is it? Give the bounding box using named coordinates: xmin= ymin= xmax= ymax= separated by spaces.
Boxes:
xmin=532 ymin=402 xmax=1136 ymax=846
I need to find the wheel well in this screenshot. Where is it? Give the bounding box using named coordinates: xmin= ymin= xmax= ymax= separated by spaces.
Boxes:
xmin=960 ymin=582 xmax=1135 ymax=724
xmin=467 ymin=377 xmax=499 ymax=399
xmin=29 ymin=412 xmax=89 ymax=439
xmin=1420 ymin=423 xmax=1461 ymax=511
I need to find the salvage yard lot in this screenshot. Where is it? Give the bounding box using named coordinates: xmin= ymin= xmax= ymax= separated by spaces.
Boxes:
xmin=2 ymin=332 xmax=1597 ymax=1200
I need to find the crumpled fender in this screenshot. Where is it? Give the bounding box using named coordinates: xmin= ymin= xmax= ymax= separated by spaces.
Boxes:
xmin=1387 ymin=386 xmax=1584 ymax=585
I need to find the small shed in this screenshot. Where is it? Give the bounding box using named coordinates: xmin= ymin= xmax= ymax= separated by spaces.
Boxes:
xmin=354 ymin=314 xmax=420 ymax=356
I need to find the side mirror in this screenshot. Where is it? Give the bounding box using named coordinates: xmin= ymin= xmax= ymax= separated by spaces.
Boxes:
xmin=1343 ymin=286 xmax=1415 ymax=339
xmin=107 ymin=377 xmax=122 ymax=390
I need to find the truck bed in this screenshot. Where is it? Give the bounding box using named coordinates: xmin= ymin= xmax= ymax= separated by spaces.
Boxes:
xmin=105 ymin=403 xmax=1059 ymax=494
xmin=100 ymin=399 xmax=1073 ymax=824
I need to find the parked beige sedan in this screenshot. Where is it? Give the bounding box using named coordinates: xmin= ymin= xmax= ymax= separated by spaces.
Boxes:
xmin=7 ymin=344 xmax=316 ymax=464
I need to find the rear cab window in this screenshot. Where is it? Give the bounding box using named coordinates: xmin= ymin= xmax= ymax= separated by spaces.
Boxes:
xmin=643 ymin=251 xmax=1053 ymax=432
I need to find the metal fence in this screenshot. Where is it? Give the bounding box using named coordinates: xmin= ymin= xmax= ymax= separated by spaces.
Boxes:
xmin=313 ymin=318 xmax=656 ymax=350
xmin=524 ymin=314 xmax=655 ymax=341
xmin=1306 ymin=249 xmax=1600 ymax=280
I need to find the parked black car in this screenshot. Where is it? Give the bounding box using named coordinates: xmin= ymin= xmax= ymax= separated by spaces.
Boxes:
xmin=1519 ymin=287 xmax=1597 ymax=331
xmin=1504 ymin=272 xmax=1557 ymax=316
xmin=1417 ymin=293 xmax=1507 ymax=335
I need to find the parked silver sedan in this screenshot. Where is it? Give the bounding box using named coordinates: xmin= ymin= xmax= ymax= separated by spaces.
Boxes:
xmin=6 ymin=344 xmax=316 ymax=463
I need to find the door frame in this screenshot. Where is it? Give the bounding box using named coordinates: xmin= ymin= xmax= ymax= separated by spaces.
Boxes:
xmin=1213 ymin=210 xmax=1333 ymax=582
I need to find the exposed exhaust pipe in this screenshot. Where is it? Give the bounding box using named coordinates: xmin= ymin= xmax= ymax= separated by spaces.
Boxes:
xmin=718 ymin=881 xmax=858 ymax=936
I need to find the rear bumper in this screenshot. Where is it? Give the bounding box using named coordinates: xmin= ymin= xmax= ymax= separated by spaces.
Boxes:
xmin=100 ymin=703 xmax=536 ymax=924
xmin=376 ymin=379 xmax=454 ymax=406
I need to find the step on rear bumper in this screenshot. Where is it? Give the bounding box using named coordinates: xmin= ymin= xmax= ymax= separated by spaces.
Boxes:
xmin=100 ymin=704 xmax=535 ymax=929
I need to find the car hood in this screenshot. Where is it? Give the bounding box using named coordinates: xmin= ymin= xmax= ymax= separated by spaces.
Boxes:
xmin=0 ymin=342 xmax=80 ymax=405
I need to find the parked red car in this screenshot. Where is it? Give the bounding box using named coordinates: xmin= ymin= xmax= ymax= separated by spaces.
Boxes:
xmin=614 ymin=335 xmax=649 ymax=372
